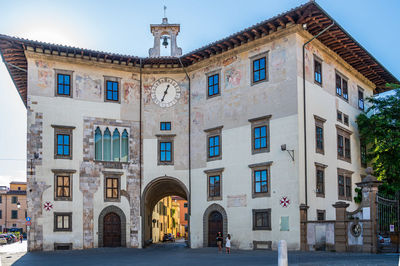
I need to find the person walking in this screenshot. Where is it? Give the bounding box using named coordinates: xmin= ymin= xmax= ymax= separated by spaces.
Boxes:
xmin=216 ymin=232 xmax=223 ymax=252
xmin=20 ymin=234 xmax=23 ymax=243
xmin=225 ymin=234 xmax=231 ymax=254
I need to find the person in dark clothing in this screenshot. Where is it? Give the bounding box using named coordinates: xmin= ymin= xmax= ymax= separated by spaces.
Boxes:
xmin=216 ymin=232 xmax=223 ymax=252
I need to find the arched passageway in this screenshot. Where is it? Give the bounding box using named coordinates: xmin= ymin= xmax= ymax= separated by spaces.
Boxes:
xmin=141 ymin=176 xmax=189 ymax=247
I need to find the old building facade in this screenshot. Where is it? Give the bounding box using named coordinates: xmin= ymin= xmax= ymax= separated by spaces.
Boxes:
xmin=0 ymin=2 xmax=398 ymax=251
xmin=0 ymin=182 xmax=28 ymax=233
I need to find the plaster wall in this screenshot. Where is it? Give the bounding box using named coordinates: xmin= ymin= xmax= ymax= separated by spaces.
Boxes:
xmin=295 ymin=32 xmax=375 ymax=221
xmin=26 ymin=55 xmax=141 ymax=250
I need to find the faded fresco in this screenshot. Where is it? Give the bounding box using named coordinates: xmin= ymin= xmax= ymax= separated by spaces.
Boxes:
xmin=31 ymin=60 xmax=53 ymax=96
xmin=75 ymin=74 xmax=102 ymax=100
xmin=123 ymin=81 xmax=139 ymax=104
xmin=224 ymin=67 xmax=242 ymax=90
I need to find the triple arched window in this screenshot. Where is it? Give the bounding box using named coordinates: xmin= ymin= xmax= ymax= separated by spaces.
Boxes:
xmin=95 ymin=126 xmax=129 ymax=162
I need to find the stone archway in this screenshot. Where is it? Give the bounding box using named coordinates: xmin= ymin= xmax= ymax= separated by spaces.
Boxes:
xmin=141 ymin=176 xmax=189 ymax=247
xmin=98 ymin=205 xmax=127 ymax=247
xmin=203 ymin=203 xmax=228 ymax=247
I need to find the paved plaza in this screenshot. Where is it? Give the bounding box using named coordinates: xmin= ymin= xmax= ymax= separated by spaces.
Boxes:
xmin=1 ymin=241 xmax=398 ymax=266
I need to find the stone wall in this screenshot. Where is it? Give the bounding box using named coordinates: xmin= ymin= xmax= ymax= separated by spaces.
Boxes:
xmin=80 ymin=117 xmax=140 ymax=248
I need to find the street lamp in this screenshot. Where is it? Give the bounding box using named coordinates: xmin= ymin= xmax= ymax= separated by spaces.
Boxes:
xmin=17 ymin=202 xmax=21 ymax=209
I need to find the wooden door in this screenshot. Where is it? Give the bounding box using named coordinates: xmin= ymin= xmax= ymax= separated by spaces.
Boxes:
xmin=208 ymin=211 xmax=223 ymax=247
xmin=103 ymin=212 xmax=121 ymax=247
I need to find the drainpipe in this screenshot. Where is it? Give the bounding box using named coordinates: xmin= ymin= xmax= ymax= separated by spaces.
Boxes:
xmin=178 ymin=57 xmax=191 ymax=246
xmin=302 ymin=22 xmax=334 ymax=212
xmin=139 ymin=59 xmax=143 ymax=197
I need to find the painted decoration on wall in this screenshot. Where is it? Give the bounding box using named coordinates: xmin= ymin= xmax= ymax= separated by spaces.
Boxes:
xmin=280 ymin=196 xmax=290 ymax=208
xmin=44 ymin=202 xmax=53 ymax=211
xmin=224 ymin=67 xmax=242 ymax=89
xmin=75 ymin=75 xmax=102 ymax=99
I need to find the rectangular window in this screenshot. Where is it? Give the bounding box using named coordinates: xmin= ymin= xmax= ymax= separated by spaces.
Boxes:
xmin=57 ymin=74 xmax=71 ymax=96
xmin=106 ymin=80 xmax=119 ymax=102
xmin=316 ymin=126 xmax=324 ymax=152
xmin=360 ymin=141 xmax=367 ymax=168
xmin=184 ymin=203 xmax=188 ymax=208
xmin=0 ymin=210 xmax=2 ymax=219
xmin=53 ymin=125 xmax=74 ymax=159
xmin=56 ymin=175 xmax=71 ymax=199
xmin=343 ymin=114 xmax=349 ymax=126
xmin=337 ymin=111 xmax=342 ymax=122
xmin=207 ymin=73 xmax=220 ymax=97
xmin=157 ymin=135 xmax=175 ymax=165
xmin=160 ymin=122 xmax=171 ymax=131
xmin=11 ymin=196 xmax=17 ymax=204
xmin=11 ymin=210 xmax=18 ymax=219
xmin=343 ymin=79 xmax=348 ymax=100
xmin=345 ymin=176 xmax=352 ymax=198
xmin=54 ymin=213 xmax=72 ymax=231
xmin=337 ymin=125 xmax=352 ymax=162
xmin=57 ymin=134 xmax=70 ymax=156
xmin=252 ymin=209 xmax=271 ymax=230
xmin=254 ymin=169 xmax=268 ymax=194
xmin=251 ymin=53 xmax=268 ymax=85
xmin=344 ymin=137 xmax=351 ymax=159
xmin=358 ymin=89 xmax=364 ymax=110
xmin=316 ymin=165 xmax=325 ymax=197
xmin=160 ymin=142 xmax=172 ymax=162
xmin=208 ymin=175 xmax=221 ymax=198
xmin=336 ymin=72 xmax=349 ymax=101
xmin=338 ymin=174 xmax=345 ymax=197
xmin=249 ymin=115 xmax=270 ymax=154
xmin=105 ymin=177 xmax=119 ymax=199
xmin=317 ymin=210 xmax=326 ymax=221
xmin=249 ymin=162 xmax=271 ymax=198
xmin=205 ymin=168 xmax=223 ymax=201
xmin=204 ymin=126 xmax=223 ymax=161
xmin=314 ymin=115 xmax=326 ymax=154
xmin=337 ymin=135 xmax=344 ymax=157
xmin=0 ymin=196 xmax=2 ymax=203
xmin=314 ymin=59 xmax=322 ymax=85
xmin=55 ymin=69 xmax=73 ymax=97
xmin=338 ymin=169 xmax=353 ymax=201
xmin=336 ymin=74 xmax=342 ymax=96
xmin=208 ymin=135 xmax=220 ymax=158
xmin=184 ymin=213 xmax=188 ymax=221
xmin=254 ymin=126 xmax=267 ymax=150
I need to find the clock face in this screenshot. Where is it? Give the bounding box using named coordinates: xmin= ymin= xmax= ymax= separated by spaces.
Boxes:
xmin=151 ymin=77 xmax=181 ymax=108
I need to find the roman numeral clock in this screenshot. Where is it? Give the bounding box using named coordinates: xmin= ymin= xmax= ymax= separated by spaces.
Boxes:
xmin=151 ymin=77 xmax=181 ymax=108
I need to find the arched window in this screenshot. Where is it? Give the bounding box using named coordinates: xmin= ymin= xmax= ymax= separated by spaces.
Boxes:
xmin=121 ymin=129 xmax=129 ymax=162
xmin=112 ymin=128 xmax=120 ymax=161
xmin=103 ymin=128 xmax=111 ymax=161
xmin=95 ymin=127 xmax=102 ymax=161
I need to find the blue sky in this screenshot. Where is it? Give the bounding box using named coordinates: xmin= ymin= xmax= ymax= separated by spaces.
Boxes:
xmin=0 ymin=0 xmax=399 ymax=186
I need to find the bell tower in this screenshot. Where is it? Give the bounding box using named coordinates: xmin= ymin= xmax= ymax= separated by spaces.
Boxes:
xmin=149 ymin=7 xmax=182 ymax=57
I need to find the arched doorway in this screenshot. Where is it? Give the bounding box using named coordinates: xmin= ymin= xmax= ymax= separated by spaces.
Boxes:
xmin=98 ymin=205 xmax=127 ymax=247
xmin=203 ymin=203 xmax=227 ymax=247
xmin=208 ymin=211 xmax=223 ymax=247
xmin=103 ymin=212 xmax=121 ymax=247
xmin=141 ymin=176 xmax=189 ymax=247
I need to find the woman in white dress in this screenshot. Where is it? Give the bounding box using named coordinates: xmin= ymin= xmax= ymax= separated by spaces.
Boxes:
xmin=225 ymin=234 xmax=231 ymax=254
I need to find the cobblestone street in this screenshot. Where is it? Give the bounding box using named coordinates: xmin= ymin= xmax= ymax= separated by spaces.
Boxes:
xmin=2 ymin=242 xmax=398 ymax=266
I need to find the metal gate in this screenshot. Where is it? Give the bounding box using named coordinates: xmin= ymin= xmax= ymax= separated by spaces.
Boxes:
xmin=377 ymin=193 xmax=400 ymax=253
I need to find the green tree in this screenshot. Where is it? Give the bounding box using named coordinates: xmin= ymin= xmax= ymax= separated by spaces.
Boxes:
xmin=356 ymin=84 xmax=400 ymax=194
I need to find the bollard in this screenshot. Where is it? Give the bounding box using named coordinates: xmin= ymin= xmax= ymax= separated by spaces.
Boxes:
xmin=278 ymin=240 xmax=288 ymax=266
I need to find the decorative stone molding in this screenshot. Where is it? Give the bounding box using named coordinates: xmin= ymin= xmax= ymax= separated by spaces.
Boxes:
xmin=202 ymin=203 xmax=228 ymax=247
xmin=98 ymin=205 xmax=127 ymax=247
